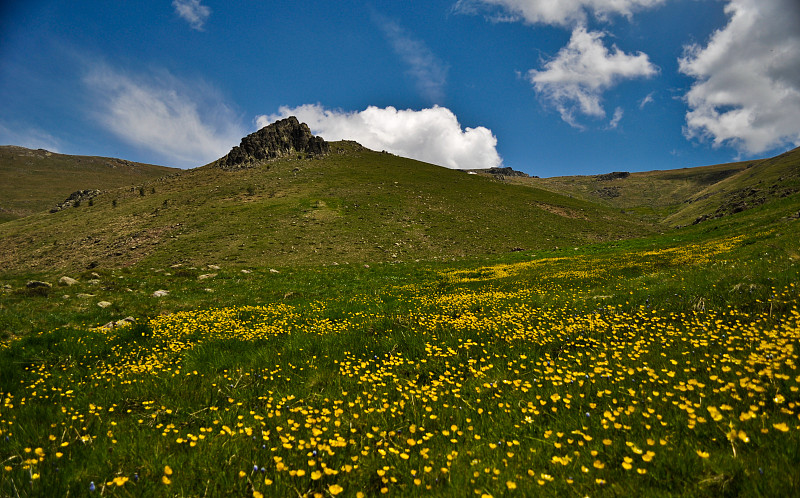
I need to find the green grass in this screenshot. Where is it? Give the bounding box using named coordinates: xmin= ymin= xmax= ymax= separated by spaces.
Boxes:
xmin=516 ymin=146 xmax=800 ymax=227
xmin=0 ymin=142 xmax=654 ymax=273
xmin=1 ymin=142 xmax=799 ymax=496
xmin=1 ymin=195 xmax=799 ymax=496
xmin=0 ymin=146 xmax=178 ymax=222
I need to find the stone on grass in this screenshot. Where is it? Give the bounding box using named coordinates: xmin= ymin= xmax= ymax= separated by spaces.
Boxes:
xmin=198 ymin=273 xmax=217 ymax=280
xmin=59 ymin=276 xmax=79 ymax=286
xmin=97 ymin=301 xmax=112 ymax=308
xmin=99 ymin=316 xmax=135 ymax=330
xmin=152 ymin=289 xmax=169 ymax=298
xmin=26 ymin=281 xmax=52 ymax=289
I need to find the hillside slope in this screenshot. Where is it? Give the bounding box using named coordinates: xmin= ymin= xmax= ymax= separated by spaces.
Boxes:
xmin=664 ymin=146 xmax=800 ymax=227
xmin=514 ymin=146 xmax=800 ymax=226
xmin=0 ymin=146 xmax=179 ymax=222
xmin=0 ymin=141 xmax=655 ymax=273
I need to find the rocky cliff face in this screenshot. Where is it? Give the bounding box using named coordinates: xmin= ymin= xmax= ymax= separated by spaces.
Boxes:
xmin=218 ymin=116 xmax=329 ymax=170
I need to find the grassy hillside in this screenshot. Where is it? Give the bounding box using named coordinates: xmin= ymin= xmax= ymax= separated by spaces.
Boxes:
xmin=664 ymin=146 xmax=800 ymax=227
xmin=512 ymin=162 xmax=749 ymax=222
xmin=511 ymin=146 xmax=800 ymax=226
xmin=1 ymin=188 xmax=798 ymax=496
xmin=2 ymin=135 xmax=800 ymax=496
xmin=0 ymin=146 xmax=178 ymax=223
xmin=0 ymin=142 xmax=654 ymax=273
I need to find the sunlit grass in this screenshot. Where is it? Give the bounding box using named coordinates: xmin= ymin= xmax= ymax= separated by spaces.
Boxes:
xmin=1 ymin=229 xmax=799 ymax=496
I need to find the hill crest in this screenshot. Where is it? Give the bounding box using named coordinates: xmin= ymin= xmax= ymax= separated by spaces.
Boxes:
xmin=217 ymin=116 xmax=329 ymax=170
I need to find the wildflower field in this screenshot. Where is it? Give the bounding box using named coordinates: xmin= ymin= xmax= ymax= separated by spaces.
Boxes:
xmin=2 ymin=224 xmax=799 ymax=496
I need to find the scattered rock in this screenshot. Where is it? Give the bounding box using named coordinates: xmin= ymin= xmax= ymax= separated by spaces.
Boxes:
xmin=207 ymin=264 xmax=221 ymax=270
xmin=91 ymin=272 xmax=101 ymax=278
xmin=50 ymin=189 xmax=101 ymax=213
xmin=88 ymin=279 xmax=100 ymax=285
xmin=26 ymin=281 xmax=52 ymax=289
xmin=198 ymin=273 xmax=217 ymax=280
xmin=204 ymin=288 xmax=214 ymax=293
xmin=97 ymin=301 xmax=112 ymax=308
xmin=269 ymin=269 xmax=280 ymax=274
xmin=241 ymin=269 xmax=252 ymax=274
xmin=594 ymin=171 xmax=630 ymax=181
xmin=592 ymin=186 xmax=621 ymax=198
xmin=76 ymin=293 xmax=95 ymax=298
xmin=58 ymin=276 xmax=79 ymax=286
xmin=152 ymin=289 xmax=169 ymax=298
xmin=217 ymin=116 xmax=329 ymax=170
xmin=99 ymin=316 xmax=135 ymax=329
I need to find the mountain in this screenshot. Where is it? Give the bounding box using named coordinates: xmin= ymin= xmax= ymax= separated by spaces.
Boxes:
xmin=0 ymin=146 xmax=178 ymax=222
xmin=512 ymin=146 xmax=800 ymax=226
xmin=663 ymin=146 xmax=800 ymax=227
xmin=0 ymin=119 xmax=654 ymax=273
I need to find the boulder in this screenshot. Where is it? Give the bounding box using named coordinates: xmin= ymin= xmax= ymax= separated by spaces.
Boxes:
xmin=26 ymin=281 xmax=52 ymax=289
xmin=59 ymin=276 xmax=79 ymax=286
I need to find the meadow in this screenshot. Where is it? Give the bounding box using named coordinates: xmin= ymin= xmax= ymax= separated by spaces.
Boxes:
xmin=2 ymin=206 xmax=799 ymax=497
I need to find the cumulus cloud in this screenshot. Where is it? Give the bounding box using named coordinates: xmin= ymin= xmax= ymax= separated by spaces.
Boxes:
xmin=173 ymin=0 xmax=210 ymax=31
xmin=527 ymin=26 xmax=657 ymax=127
xmin=258 ymin=104 xmax=502 ymax=169
xmin=679 ymin=0 xmax=800 ymax=155
xmin=374 ymin=14 xmax=448 ymax=103
xmin=453 ymin=0 xmax=666 ymax=27
xmin=84 ymin=65 xmax=244 ymax=167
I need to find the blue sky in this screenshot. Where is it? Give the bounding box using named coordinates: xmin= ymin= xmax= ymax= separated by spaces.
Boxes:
xmin=1 ymin=0 xmax=798 ymax=176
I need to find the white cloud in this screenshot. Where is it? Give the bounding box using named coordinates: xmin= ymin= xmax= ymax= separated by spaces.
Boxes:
xmin=607 ymin=107 xmax=624 ymax=129
xmin=173 ymin=0 xmax=210 ymax=31
xmin=453 ymin=0 xmax=666 ymax=27
xmin=638 ymin=91 xmax=654 ymax=109
xmin=374 ymin=15 xmax=448 ymax=103
xmin=679 ymin=0 xmax=800 ymax=155
xmin=84 ymin=65 xmax=244 ymax=167
xmin=258 ymin=104 xmax=502 ymax=170
xmin=0 ymin=122 xmax=61 ymax=152
xmin=527 ymin=26 xmax=657 ymax=127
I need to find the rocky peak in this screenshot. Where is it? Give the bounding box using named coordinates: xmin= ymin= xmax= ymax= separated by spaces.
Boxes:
xmin=218 ymin=116 xmax=329 ymax=170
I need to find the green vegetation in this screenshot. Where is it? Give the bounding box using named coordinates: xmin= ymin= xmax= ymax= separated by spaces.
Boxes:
xmin=1 ymin=142 xmax=799 ymax=496
xmin=516 ymin=147 xmax=800 ymax=227
xmin=2 ymin=175 xmax=800 ymax=495
xmin=0 ymin=146 xmax=178 ymax=223
xmin=0 ymin=142 xmax=654 ymax=272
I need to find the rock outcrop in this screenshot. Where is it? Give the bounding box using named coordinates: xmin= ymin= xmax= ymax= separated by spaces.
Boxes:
xmin=594 ymin=171 xmax=630 ymax=181
xmin=218 ymin=116 xmax=329 ymax=170
xmin=50 ymin=189 xmax=101 ymax=213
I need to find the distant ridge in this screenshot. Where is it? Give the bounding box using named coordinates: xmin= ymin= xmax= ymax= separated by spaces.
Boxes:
xmin=0 ymin=146 xmax=177 ymax=223
xmin=217 ymin=116 xmax=329 ymax=170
